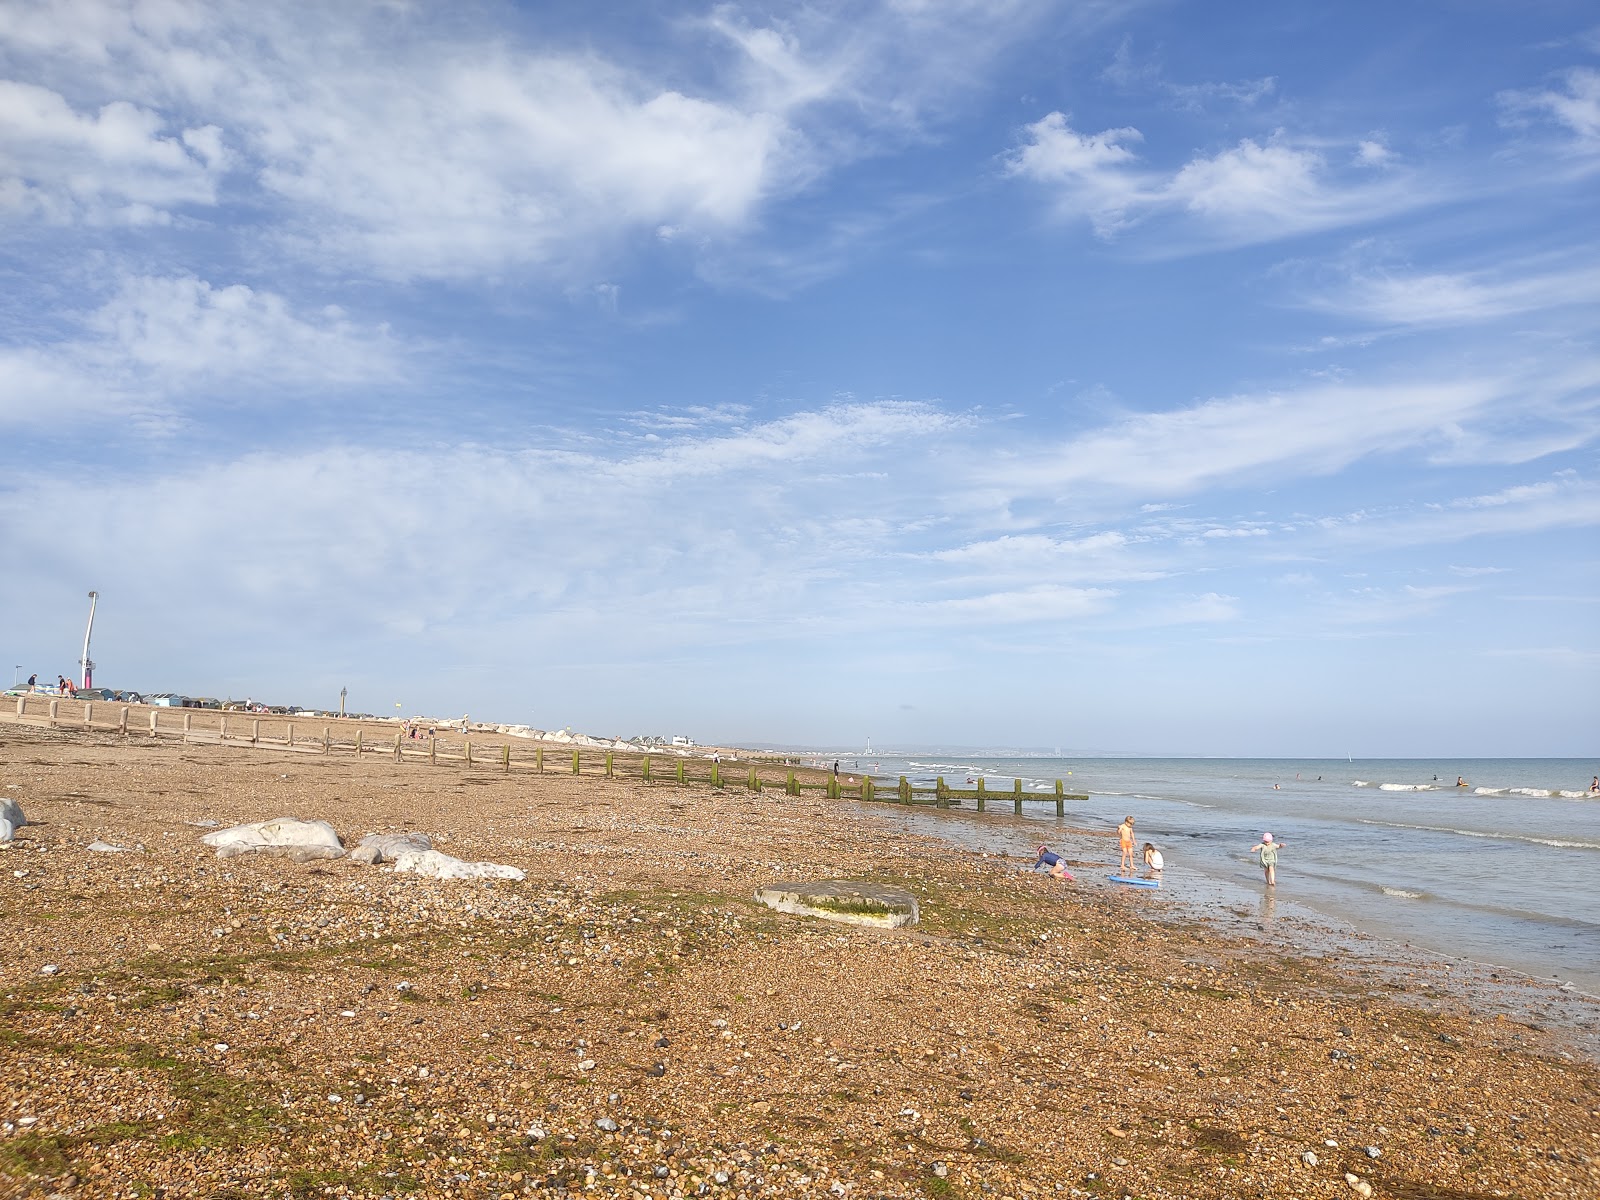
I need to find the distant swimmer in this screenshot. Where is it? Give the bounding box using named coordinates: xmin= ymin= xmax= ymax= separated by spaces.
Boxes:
xmin=1250 ymin=833 xmax=1283 ymax=887
xmin=1032 ymin=845 xmax=1074 ymax=881
xmin=1456 ymin=776 xmax=1467 ymax=787
xmin=1591 ymin=776 xmax=1598 ymax=793
xmin=1117 ymin=816 xmax=1137 ymax=873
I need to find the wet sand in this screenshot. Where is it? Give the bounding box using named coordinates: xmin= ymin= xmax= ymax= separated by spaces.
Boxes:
xmin=2 ymin=722 xmax=1597 ymax=1199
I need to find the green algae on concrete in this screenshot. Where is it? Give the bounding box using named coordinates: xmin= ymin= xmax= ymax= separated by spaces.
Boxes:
xmin=753 ymin=880 xmax=919 ymax=928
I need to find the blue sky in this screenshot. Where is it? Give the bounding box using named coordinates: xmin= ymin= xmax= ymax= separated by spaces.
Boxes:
xmin=2 ymin=1 xmax=1596 ymax=756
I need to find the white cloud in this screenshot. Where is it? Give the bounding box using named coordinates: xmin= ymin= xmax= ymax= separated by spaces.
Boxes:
xmin=1500 ymin=67 xmax=1600 ymax=151
xmin=0 ymin=274 xmax=397 ymax=430
xmin=1004 ymin=112 xmax=1150 ymax=232
xmin=1303 ymin=259 xmax=1600 ymax=327
xmin=0 ymin=0 xmax=1069 ymax=282
xmin=1101 ymin=37 xmax=1275 ymax=111
xmin=1322 ymin=474 xmax=1600 ymax=550
xmin=970 ymin=377 xmax=1507 ymax=498
xmin=1007 ymin=117 xmax=1423 ymax=244
xmin=1354 ymin=138 xmax=1394 ymax=167
xmin=0 ymin=80 xmax=222 ymax=222
xmin=914 ymin=584 xmax=1119 ymax=625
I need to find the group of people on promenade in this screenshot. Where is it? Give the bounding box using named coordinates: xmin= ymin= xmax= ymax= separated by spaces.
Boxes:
xmin=15 ymin=672 xmax=76 ymax=697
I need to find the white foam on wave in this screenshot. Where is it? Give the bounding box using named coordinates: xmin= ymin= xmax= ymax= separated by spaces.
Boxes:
xmin=1353 ymin=780 xmax=1372 ymax=787
xmin=1356 ymin=817 xmax=1600 ymax=852
xmin=1379 ymin=783 xmax=1435 ymax=791
xmin=1380 ymin=886 xmax=1423 ymax=899
xmin=1525 ymin=836 xmax=1600 ymax=850
xmin=1473 ymin=787 xmax=1506 ymax=795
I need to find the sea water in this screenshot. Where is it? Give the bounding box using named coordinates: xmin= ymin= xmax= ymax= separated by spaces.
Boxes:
xmin=826 ymin=755 xmax=1600 ymax=996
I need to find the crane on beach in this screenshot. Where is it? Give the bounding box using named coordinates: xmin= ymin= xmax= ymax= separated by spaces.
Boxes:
xmin=80 ymin=590 xmax=98 ymax=689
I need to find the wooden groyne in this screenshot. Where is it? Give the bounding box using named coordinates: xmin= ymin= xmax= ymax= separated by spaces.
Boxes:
xmin=2 ymin=694 xmax=1087 ymax=816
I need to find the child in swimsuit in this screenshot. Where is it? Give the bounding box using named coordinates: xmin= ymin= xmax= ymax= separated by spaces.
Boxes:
xmin=1117 ymin=816 xmax=1136 ymax=872
xmin=1032 ymin=845 xmax=1074 ymax=881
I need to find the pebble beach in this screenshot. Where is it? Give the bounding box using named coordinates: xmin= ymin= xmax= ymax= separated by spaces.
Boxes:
xmin=2 ymin=721 xmax=1597 ymax=1199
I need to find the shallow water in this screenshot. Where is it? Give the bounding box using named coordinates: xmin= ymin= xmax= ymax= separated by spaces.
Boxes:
xmin=827 ymin=756 xmax=1600 ymax=998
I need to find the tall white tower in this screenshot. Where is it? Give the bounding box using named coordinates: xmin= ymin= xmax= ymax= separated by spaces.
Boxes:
xmin=80 ymin=590 xmax=98 ymax=689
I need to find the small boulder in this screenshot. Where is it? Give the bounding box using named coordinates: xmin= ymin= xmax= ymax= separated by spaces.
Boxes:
xmin=754 ymin=880 xmax=918 ymax=928
xmin=201 ymin=817 xmax=345 ymax=862
xmin=349 ymin=832 xmax=432 ymax=865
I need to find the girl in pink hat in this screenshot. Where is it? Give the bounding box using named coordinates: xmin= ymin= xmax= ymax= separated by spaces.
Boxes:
xmin=1249 ymin=833 xmax=1283 ymax=886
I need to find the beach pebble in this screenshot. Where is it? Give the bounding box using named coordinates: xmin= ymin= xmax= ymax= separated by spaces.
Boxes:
xmin=595 ymin=1117 xmax=619 ymax=1132
xmin=931 ymin=1163 xmax=949 ymax=1178
xmin=40 ymin=964 xmax=60 ymax=975
xmin=1365 ymin=1145 xmax=1382 ymax=1159
xmin=1301 ymin=1151 xmax=1318 ymax=1167
xmin=1345 ymin=1174 xmax=1373 ymax=1198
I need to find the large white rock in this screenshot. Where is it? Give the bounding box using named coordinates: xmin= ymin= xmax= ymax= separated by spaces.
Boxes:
xmin=389 ymin=848 xmax=524 ymax=881
xmin=0 ymin=817 xmax=13 ymax=844
xmin=0 ymin=796 xmax=24 ymax=831
xmin=349 ymin=832 xmax=433 ymax=865
xmin=201 ymin=817 xmax=345 ymax=862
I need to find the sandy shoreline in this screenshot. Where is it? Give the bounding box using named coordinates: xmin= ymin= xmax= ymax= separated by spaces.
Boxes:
xmin=2 ymin=723 xmax=1597 ymax=1199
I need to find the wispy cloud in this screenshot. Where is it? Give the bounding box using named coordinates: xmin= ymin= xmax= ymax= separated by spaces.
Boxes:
xmin=0 ymin=0 xmax=1072 ymax=283
xmin=1499 ymin=66 xmax=1600 ymax=153
xmin=1005 ymin=115 xmax=1422 ymax=245
xmin=1101 ymin=37 xmax=1276 ymax=111
xmin=0 ymin=273 xmax=398 ymax=430
xmin=1300 ymin=256 xmax=1600 ymax=327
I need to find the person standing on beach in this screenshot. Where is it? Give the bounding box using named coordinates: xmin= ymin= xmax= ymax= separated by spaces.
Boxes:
xmin=1117 ymin=816 xmax=1136 ymax=873
xmin=1250 ymin=833 xmax=1282 ymax=887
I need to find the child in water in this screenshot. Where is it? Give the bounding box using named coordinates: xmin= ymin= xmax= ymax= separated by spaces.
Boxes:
xmin=1249 ymin=832 xmax=1283 ymax=886
xmin=1032 ymin=845 xmax=1074 ymax=881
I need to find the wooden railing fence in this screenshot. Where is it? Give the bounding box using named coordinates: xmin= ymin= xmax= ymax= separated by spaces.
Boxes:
xmin=3 ymin=694 xmax=1086 ymax=815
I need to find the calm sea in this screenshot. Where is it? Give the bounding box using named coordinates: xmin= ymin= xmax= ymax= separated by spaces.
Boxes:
xmin=819 ymin=755 xmax=1600 ymax=997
